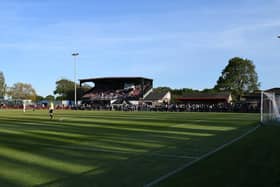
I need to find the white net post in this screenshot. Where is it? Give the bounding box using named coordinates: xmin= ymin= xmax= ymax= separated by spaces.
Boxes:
xmin=261 ymin=91 xmax=280 ymax=124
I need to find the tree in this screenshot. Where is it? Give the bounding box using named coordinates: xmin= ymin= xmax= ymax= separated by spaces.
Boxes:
xmin=0 ymin=71 xmax=6 ymax=98
xmin=214 ymin=57 xmax=260 ymax=100
xmin=7 ymin=82 xmax=37 ymax=100
xmin=54 ymin=79 xmax=73 ymax=100
xmin=153 ymin=87 xmax=201 ymax=103
xmin=45 ymin=95 xmax=55 ymax=101
xmin=200 ymin=88 xmax=217 ymax=93
xmin=54 ymin=79 xmax=90 ymax=100
xmin=153 ymin=87 xmax=172 ymax=92
xmin=35 ymin=95 xmax=44 ymax=102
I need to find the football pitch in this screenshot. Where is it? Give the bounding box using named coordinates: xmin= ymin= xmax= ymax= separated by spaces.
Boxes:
xmin=0 ymin=110 xmax=259 ymax=187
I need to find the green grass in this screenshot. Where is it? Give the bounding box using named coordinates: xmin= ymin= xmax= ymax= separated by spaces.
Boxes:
xmin=0 ymin=110 xmax=259 ymax=187
xmin=158 ymin=124 xmax=280 ymax=187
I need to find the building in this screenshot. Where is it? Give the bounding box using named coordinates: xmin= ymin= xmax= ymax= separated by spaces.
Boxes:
xmin=143 ymin=90 xmax=171 ymax=106
xmin=176 ymin=92 xmax=232 ymax=104
xmin=265 ymin=88 xmax=280 ymax=95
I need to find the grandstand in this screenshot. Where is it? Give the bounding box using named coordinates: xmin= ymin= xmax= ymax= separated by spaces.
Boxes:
xmin=80 ymin=77 xmax=153 ymax=106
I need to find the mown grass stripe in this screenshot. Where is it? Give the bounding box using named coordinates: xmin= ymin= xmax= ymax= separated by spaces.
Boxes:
xmin=144 ymin=124 xmax=260 ymax=187
xmin=0 ymin=110 xmax=259 ymax=186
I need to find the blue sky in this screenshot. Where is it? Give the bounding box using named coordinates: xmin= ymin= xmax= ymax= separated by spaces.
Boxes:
xmin=0 ymin=0 xmax=280 ymax=96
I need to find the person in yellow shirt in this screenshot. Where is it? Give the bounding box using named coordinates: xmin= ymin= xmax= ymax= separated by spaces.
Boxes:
xmin=49 ymin=102 xmax=54 ymax=119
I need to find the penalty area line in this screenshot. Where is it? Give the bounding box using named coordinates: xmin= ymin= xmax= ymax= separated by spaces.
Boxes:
xmin=144 ymin=124 xmax=261 ymax=187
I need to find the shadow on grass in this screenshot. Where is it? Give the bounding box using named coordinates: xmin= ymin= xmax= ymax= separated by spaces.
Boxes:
xmin=0 ymin=111 xmax=259 ymax=186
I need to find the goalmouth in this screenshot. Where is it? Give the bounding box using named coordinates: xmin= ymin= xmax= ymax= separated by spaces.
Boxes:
xmin=260 ymin=91 xmax=280 ymax=124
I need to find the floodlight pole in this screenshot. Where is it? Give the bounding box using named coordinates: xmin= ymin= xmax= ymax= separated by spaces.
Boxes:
xmin=72 ymin=52 xmax=79 ymax=106
xmin=260 ymin=91 xmax=263 ymax=124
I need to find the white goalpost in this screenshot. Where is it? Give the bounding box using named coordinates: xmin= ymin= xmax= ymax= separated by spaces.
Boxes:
xmin=261 ymin=91 xmax=280 ymax=124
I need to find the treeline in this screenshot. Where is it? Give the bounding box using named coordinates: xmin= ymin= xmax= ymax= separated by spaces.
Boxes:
xmin=0 ymin=57 xmax=261 ymax=102
xmin=154 ymin=57 xmax=260 ymax=102
xmin=0 ymin=71 xmax=89 ymax=102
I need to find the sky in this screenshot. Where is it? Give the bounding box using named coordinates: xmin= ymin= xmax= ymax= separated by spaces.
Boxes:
xmin=0 ymin=0 xmax=280 ymax=96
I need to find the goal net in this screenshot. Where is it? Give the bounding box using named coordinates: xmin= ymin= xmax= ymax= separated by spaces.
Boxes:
xmin=261 ymin=91 xmax=280 ymax=124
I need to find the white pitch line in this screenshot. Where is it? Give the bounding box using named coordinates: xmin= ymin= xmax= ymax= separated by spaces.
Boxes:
xmin=144 ymin=124 xmax=261 ymax=187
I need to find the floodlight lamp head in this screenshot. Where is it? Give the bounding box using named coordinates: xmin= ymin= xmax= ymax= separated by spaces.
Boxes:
xmin=72 ymin=53 xmax=79 ymax=56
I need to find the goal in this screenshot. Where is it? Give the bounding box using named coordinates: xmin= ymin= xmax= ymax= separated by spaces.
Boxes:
xmin=261 ymin=91 xmax=280 ymax=124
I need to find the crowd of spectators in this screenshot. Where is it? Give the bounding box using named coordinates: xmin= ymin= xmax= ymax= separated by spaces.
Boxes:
xmin=0 ymin=102 xmax=259 ymax=113
xmin=83 ymin=85 xmax=143 ymax=100
xmin=78 ymin=103 xmax=260 ymax=113
xmin=82 ymin=82 xmax=153 ymax=101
